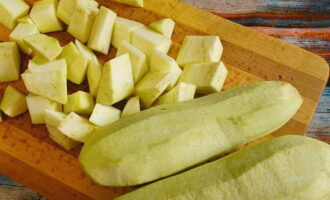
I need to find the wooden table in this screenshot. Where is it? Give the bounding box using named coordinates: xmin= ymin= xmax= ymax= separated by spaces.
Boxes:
xmin=1 ymin=0 xmax=329 ymax=199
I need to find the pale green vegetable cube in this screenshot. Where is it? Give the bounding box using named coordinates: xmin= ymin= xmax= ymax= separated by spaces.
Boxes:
xmin=30 ymin=0 xmax=63 ymax=33
xmin=0 ymin=42 xmax=20 ymax=82
xmin=111 ymin=0 xmax=143 ymax=7
xmin=45 ymin=109 xmax=67 ymax=127
xmin=0 ymin=86 xmax=27 ymax=117
xmin=149 ymin=18 xmax=175 ymax=38
xmin=97 ymin=54 xmax=134 ymax=105
xmin=158 ymin=82 xmax=196 ymax=105
xmin=68 ymin=3 xmax=98 ymax=43
xmin=89 ymin=103 xmax=121 ymax=127
xmin=21 ymin=59 xmax=67 ymax=104
xmin=64 ymin=91 xmax=95 ymax=115
xmin=17 ymin=16 xmax=35 ymax=25
xmin=116 ymin=41 xmax=148 ymax=83
xmin=87 ymin=56 xmax=102 ymax=97
xmin=150 ymin=50 xmax=182 ymax=89
xmin=180 ymin=62 xmax=228 ymax=94
xmin=177 ymin=36 xmax=223 ymax=66
xmin=59 ymin=42 xmax=80 ymax=67
xmin=58 ymin=112 xmax=95 ymax=143
xmin=28 ymin=60 xmax=39 ymax=69
xmin=26 ymin=94 xmax=62 ymax=124
xmin=88 ymin=6 xmax=117 ymax=54
xmin=0 ymin=0 xmax=29 ymax=30
xmin=122 ymin=96 xmax=140 ymax=117
xmin=47 ymin=124 xmax=81 ymax=150
xmin=111 ymin=17 xmax=144 ymax=49
xmin=24 ymin=34 xmax=62 ymax=61
xmin=135 ymin=72 xmax=177 ymax=108
xmin=132 ymin=27 xmax=172 ymax=59
xmin=9 ymin=23 xmax=40 ymax=54
xmin=75 ymin=39 xmax=95 ymax=61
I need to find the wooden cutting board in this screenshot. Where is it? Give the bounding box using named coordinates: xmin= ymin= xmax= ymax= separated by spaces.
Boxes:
xmin=0 ymin=0 xmax=329 ymax=199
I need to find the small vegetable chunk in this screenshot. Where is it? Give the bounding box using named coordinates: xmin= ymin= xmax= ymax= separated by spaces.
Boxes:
xmin=0 ymin=86 xmax=27 ymax=117
xmin=21 ymin=59 xmax=67 ymax=104
xmin=0 ymin=42 xmax=21 ymax=82
xmin=180 ymin=62 xmax=228 ymax=94
xmin=24 ymin=34 xmax=62 ymax=61
xmin=64 ymin=91 xmax=95 ymax=115
xmin=75 ymin=39 xmax=95 ymax=61
xmin=111 ymin=0 xmax=143 ymax=7
xmin=117 ymin=41 xmax=148 ymax=83
xmin=135 ymin=72 xmax=177 ymax=108
xmin=158 ymin=83 xmax=196 ymax=105
xmin=150 ymin=50 xmax=182 ymax=89
xmin=88 ymin=6 xmax=117 ymax=54
xmin=17 ymin=16 xmax=34 ymax=25
xmin=122 ymin=96 xmax=140 ymax=117
xmin=0 ymin=0 xmax=29 ymax=30
xmin=149 ymin=18 xmax=175 ymax=38
xmin=87 ymin=56 xmax=102 ymax=97
xmin=132 ymin=27 xmax=172 ymax=59
xmin=176 ymin=36 xmax=223 ymax=66
xmin=97 ymin=54 xmax=134 ymax=105
xmin=26 ymin=94 xmax=62 ymax=124
xmin=32 ymin=53 xmax=49 ymax=65
xmin=58 ymin=112 xmax=95 ymax=143
xmin=89 ymin=104 xmax=121 ymax=127
xmin=68 ymin=3 xmax=98 ymax=43
xmin=111 ymin=17 xmax=144 ymax=49
xmin=30 ymin=0 xmax=63 ymax=33
xmin=45 ymin=109 xmax=67 ymax=127
xmin=9 ymin=23 xmax=40 ymax=54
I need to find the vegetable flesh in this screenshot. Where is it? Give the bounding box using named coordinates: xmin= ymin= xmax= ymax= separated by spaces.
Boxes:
xmin=79 ymin=81 xmax=303 ymax=186
xmin=89 ymin=104 xmax=121 ymax=127
xmin=0 ymin=86 xmax=27 ymax=117
xmin=0 ymin=0 xmax=29 ymax=30
xmin=149 ymin=18 xmax=175 ymax=38
xmin=9 ymin=23 xmax=40 ymax=55
xmin=116 ymin=135 xmax=330 ymax=200
xmin=0 ymin=42 xmax=21 ymax=82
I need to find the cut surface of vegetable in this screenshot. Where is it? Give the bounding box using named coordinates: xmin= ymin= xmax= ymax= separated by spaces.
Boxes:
xmin=32 ymin=53 xmax=49 ymax=65
xmin=9 ymin=23 xmax=40 ymax=54
xmin=111 ymin=17 xmax=144 ymax=49
xmin=30 ymin=0 xmax=63 ymax=33
xmin=111 ymin=0 xmax=143 ymax=7
xmin=68 ymin=3 xmax=98 ymax=43
xmin=75 ymin=39 xmax=95 ymax=61
xmin=87 ymin=55 xmax=103 ymax=97
xmin=158 ymin=82 xmax=196 ymax=105
xmin=0 ymin=0 xmax=29 ymax=30
xmin=180 ymin=61 xmax=228 ymax=94
xmin=116 ymin=41 xmax=148 ymax=83
xmin=97 ymin=54 xmax=134 ymax=105
xmin=176 ymin=36 xmax=223 ymax=66
xmin=64 ymin=91 xmax=95 ymax=115
xmin=149 ymin=18 xmax=175 ymax=38
xmin=135 ymin=72 xmax=177 ymax=108
xmin=131 ymin=27 xmax=172 ymax=59
xmin=0 ymin=86 xmax=27 ymax=117
xmin=122 ymin=96 xmax=140 ymax=117
xmin=17 ymin=16 xmax=35 ymax=25
xmin=58 ymin=112 xmax=95 ymax=143
xmin=47 ymin=124 xmax=81 ymax=150
xmin=45 ymin=109 xmax=67 ymax=127
xmin=0 ymin=42 xmax=21 ymax=82
xmin=27 ymin=94 xmax=62 ymax=124
xmin=88 ymin=6 xmax=117 ymax=54
xmin=24 ymin=34 xmax=62 ymax=61
xmin=21 ymin=59 xmax=67 ymax=104
xmin=89 ymin=104 xmax=121 ymax=127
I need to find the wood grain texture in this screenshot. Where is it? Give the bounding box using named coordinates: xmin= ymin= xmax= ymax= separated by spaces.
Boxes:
xmin=0 ymin=0 xmax=329 ymax=199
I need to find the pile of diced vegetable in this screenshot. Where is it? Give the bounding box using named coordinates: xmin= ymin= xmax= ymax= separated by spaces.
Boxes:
xmin=0 ymin=0 xmax=227 ymax=150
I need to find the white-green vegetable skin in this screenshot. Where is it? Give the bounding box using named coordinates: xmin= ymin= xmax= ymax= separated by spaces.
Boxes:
xmin=116 ymin=135 xmax=330 ymax=200
xmin=79 ymin=81 xmax=303 ymax=186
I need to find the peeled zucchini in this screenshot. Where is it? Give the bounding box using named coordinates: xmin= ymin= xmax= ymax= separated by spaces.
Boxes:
xmin=0 ymin=0 xmax=29 ymax=30
xmin=149 ymin=18 xmax=175 ymax=38
xmin=122 ymin=96 xmax=140 ymax=117
xmin=80 ymin=81 xmax=303 ymax=186
xmin=116 ymin=135 xmax=330 ymax=200
xmin=64 ymin=91 xmax=95 ymax=115
xmin=87 ymin=56 xmax=103 ymax=97
xmin=9 ymin=23 xmax=40 ymax=55
xmin=89 ymin=104 xmax=121 ymax=127
xmin=0 ymin=42 xmax=21 ymax=82
xmin=0 ymin=86 xmax=27 ymax=117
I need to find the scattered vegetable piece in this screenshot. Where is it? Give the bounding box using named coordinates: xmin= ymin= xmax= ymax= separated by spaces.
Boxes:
xmin=87 ymin=55 xmax=103 ymax=97
xmin=180 ymin=61 xmax=228 ymax=94
xmin=0 ymin=0 xmax=29 ymax=30
xmin=47 ymin=124 xmax=81 ymax=150
xmin=75 ymin=39 xmax=95 ymax=61
xmin=111 ymin=0 xmax=143 ymax=8
xmin=0 ymin=86 xmax=27 ymax=117
xmin=97 ymin=54 xmax=134 ymax=105
xmin=158 ymin=82 xmax=196 ymax=105
xmin=17 ymin=16 xmax=35 ymax=25
xmin=0 ymin=42 xmax=21 ymax=82
xmin=176 ymin=36 xmax=223 ymax=66
xmin=9 ymin=23 xmax=40 ymax=55
xmin=149 ymin=18 xmax=175 ymax=38
xmin=116 ymin=41 xmax=148 ymax=84
xmin=122 ymin=96 xmax=140 ymax=117
xmin=89 ymin=103 xmax=121 ymax=127
xmin=32 ymin=53 xmax=49 ymax=65
xmin=64 ymin=91 xmax=95 ymax=115
xmin=45 ymin=109 xmax=67 ymax=127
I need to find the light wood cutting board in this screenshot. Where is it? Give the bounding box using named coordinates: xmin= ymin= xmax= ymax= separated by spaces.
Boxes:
xmin=0 ymin=0 xmax=329 ymax=199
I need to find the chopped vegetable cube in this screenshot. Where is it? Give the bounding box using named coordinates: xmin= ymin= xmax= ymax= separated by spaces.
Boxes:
xmin=47 ymin=124 xmax=81 ymax=150
xmin=0 ymin=42 xmax=20 ymax=82
xmin=158 ymin=82 xmax=196 ymax=105
xmin=89 ymin=103 xmax=121 ymax=126
xmin=45 ymin=109 xmax=67 ymax=127
xmin=122 ymin=96 xmax=140 ymax=117
xmin=87 ymin=56 xmax=102 ymax=97
xmin=9 ymin=23 xmax=40 ymax=54
xmin=0 ymin=0 xmax=29 ymax=30
xmin=0 ymin=86 xmax=27 ymax=117
xmin=149 ymin=18 xmax=175 ymax=38
xmin=64 ymin=91 xmax=95 ymax=115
